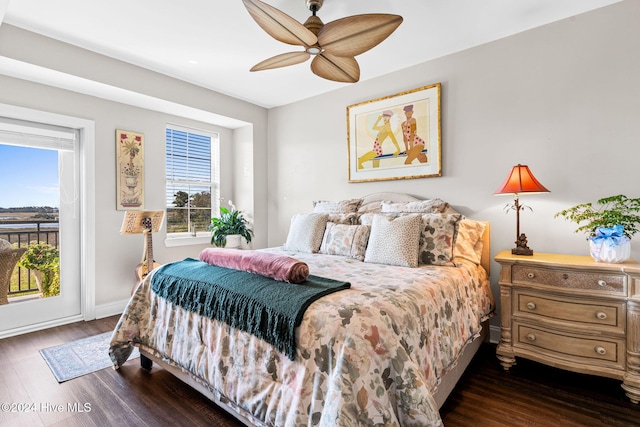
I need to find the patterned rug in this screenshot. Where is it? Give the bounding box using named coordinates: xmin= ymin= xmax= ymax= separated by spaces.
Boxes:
xmin=40 ymin=331 xmax=139 ymax=382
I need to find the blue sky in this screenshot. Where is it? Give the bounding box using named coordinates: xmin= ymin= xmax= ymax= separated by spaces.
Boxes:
xmin=0 ymin=144 xmax=59 ymax=208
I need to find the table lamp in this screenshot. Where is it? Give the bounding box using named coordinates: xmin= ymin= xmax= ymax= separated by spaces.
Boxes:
xmin=494 ymin=164 xmax=549 ymax=255
xmin=120 ymin=210 xmax=164 ymax=235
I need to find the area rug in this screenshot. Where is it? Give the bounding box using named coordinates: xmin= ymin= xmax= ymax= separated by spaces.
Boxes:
xmin=40 ymin=332 xmax=139 ymax=382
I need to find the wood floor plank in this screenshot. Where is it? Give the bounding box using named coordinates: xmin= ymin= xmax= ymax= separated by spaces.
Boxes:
xmin=1 ymin=315 xmax=639 ymax=426
xmin=439 ymin=344 xmax=640 ymax=426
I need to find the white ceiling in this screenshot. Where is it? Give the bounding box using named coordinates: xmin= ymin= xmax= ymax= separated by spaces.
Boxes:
xmin=0 ymin=0 xmax=622 ymax=109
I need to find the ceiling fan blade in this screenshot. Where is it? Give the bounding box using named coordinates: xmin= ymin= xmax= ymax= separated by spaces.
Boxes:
xmin=310 ymin=53 xmax=360 ymax=83
xmin=242 ymin=0 xmax=318 ymax=47
xmin=250 ymin=51 xmax=311 ymax=71
xmin=318 ymin=14 xmax=403 ymax=57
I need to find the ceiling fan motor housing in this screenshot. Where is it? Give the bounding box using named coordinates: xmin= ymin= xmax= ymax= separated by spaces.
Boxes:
xmin=303 ymin=15 xmax=324 ymax=37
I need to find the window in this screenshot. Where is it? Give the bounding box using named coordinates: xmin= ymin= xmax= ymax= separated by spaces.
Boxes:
xmin=165 ymin=125 xmax=219 ymax=238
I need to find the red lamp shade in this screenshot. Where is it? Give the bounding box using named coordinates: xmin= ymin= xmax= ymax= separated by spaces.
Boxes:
xmin=494 ymin=164 xmax=550 ymax=195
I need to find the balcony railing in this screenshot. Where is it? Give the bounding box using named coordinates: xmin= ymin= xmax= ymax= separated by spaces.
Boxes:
xmin=0 ymin=219 xmax=59 ymax=296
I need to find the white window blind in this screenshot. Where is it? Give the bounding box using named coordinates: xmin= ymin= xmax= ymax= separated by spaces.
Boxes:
xmin=0 ymin=117 xmax=76 ymax=151
xmin=165 ymin=124 xmax=219 ymax=236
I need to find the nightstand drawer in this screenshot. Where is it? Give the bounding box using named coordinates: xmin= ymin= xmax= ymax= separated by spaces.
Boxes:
xmin=514 ymin=290 xmax=625 ymax=334
xmin=514 ymin=322 xmax=624 ymax=368
xmin=512 ymin=265 xmax=625 ymax=295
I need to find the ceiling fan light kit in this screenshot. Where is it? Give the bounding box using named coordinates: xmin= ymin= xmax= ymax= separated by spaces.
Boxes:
xmin=242 ymin=0 xmax=403 ymax=83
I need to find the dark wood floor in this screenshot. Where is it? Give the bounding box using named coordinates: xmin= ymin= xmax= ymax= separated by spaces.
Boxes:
xmin=1 ymin=316 xmax=639 ymax=426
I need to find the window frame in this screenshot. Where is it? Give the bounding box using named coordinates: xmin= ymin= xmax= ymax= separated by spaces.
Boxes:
xmin=164 ymin=123 xmax=220 ymax=247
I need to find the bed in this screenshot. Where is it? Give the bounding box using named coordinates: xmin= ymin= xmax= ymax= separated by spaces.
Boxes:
xmin=109 ymin=192 xmax=494 ymax=426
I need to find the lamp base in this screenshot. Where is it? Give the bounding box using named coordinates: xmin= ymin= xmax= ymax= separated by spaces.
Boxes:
xmin=512 ymin=247 xmax=533 ymax=256
xmin=512 ymin=233 xmax=534 ymax=256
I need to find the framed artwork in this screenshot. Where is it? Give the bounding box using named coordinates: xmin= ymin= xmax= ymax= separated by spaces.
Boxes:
xmin=347 ymin=83 xmax=442 ymax=183
xmin=116 ymin=129 xmax=145 ymax=210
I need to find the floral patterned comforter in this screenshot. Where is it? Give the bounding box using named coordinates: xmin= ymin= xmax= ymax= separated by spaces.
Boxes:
xmin=109 ymin=249 xmax=494 ymax=426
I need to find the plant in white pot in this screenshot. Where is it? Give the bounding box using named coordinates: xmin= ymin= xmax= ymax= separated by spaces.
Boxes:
xmin=555 ymin=194 xmax=640 ymax=263
xmin=208 ymin=200 xmax=253 ymax=248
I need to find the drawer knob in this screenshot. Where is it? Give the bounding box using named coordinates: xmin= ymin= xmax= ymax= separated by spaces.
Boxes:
xmin=526 ymin=302 xmax=537 ymax=310
xmin=527 ymin=333 xmax=536 ymax=342
xmin=595 ymin=346 xmax=607 ymax=355
xmin=563 ymin=273 xmax=569 ymax=280
xmin=595 ymin=311 xmax=608 ymax=320
xmin=597 ymin=279 xmax=607 ymax=287
xmin=527 ymin=272 xmax=535 ymax=279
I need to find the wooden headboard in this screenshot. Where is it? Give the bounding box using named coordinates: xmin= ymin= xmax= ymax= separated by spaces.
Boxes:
xmin=479 ymin=222 xmax=491 ymax=277
xmin=360 ymin=192 xmax=491 ymax=276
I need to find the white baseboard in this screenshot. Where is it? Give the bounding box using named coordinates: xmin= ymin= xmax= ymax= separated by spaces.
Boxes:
xmin=0 ymin=299 xmax=129 ymax=340
xmin=0 ymin=314 xmax=84 ymax=340
xmin=94 ymin=298 xmax=130 ymax=319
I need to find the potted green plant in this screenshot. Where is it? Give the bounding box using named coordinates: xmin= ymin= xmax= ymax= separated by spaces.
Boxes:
xmin=208 ymin=201 xmax=253 ymax=248
xmin=18 ymin=242 xmax=60 ymax=297
xmin=555 ymin=194 xmax=640 ymax=263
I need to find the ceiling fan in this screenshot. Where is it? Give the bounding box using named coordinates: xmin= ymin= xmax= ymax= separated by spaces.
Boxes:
xmin=242 ymin=0 xmax=403 ymax=83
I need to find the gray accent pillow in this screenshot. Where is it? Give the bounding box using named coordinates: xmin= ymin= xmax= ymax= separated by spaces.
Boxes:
xmin=364 ymin=214 xmax=421 ymax=268
xmin=284 ymin=213 xmax=329 ymax=253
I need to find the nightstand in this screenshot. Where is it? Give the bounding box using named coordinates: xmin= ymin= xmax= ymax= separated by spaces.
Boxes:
xmin=495 ymin=250 xmax=640 ymax=404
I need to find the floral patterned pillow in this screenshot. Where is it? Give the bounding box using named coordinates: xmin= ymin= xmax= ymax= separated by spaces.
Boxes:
xmin=326 ymin=213 xmax=358 ymax=225
xmin=319 ymin=223 xmax=371 ymax=261
xmin=364 ymin=214 xmax=422 ymax=268
xmin=381 ymin=199 xmax=450 ymax=214
xmin=418 ymin=214 xmax=462 ymax=266
xmin=284 ymin=213 xmax=328 ymax=253
xmin=313 ymin=199 xmax=363 ymax=213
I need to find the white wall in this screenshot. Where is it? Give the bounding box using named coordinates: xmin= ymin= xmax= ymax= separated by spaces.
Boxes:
xmin=267 ymin=1 xmax=640 ymax=324
xmin=0 ymin=25 xmax=269 ymax=314
xmin=0 ymin=1 xmax=638 ymax=326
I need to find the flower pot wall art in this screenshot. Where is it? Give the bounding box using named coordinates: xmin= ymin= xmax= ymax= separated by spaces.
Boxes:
xmin=116 ymin=130 xmax=145 ymax=210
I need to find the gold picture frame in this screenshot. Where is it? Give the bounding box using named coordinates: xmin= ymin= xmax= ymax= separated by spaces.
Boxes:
xmin=116 ymin=129 xmax=145 ymax=210
xmin=347 ymin=83 xmax=442 ymax=183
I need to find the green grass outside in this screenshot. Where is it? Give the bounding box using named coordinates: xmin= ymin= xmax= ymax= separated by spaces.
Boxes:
xmin=8 ymin=267 xmax=40 ymax=297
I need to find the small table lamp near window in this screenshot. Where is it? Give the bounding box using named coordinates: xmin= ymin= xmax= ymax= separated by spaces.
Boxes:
xmin=494 ymin=164 xmax=550 ymax=255
xmin=121 ymin=210 xmax=164 ymax=289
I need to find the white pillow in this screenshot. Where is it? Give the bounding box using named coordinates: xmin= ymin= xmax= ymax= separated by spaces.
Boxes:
xmin=284 ymin=213 xmax=329 ymax=253
xmin=357 ymin=212 xmax=400 ymax=226
xmin=454 ymin=219 xmax=486 ymax=265
xmin=364 ymin=214 xmax=421 ymax=267
xmin=319 ymin=223 xmax=371 ymax=261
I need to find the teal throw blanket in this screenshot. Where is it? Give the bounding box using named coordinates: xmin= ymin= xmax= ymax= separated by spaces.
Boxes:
xmin=151 ymin=258 xmax=351 ymax=360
